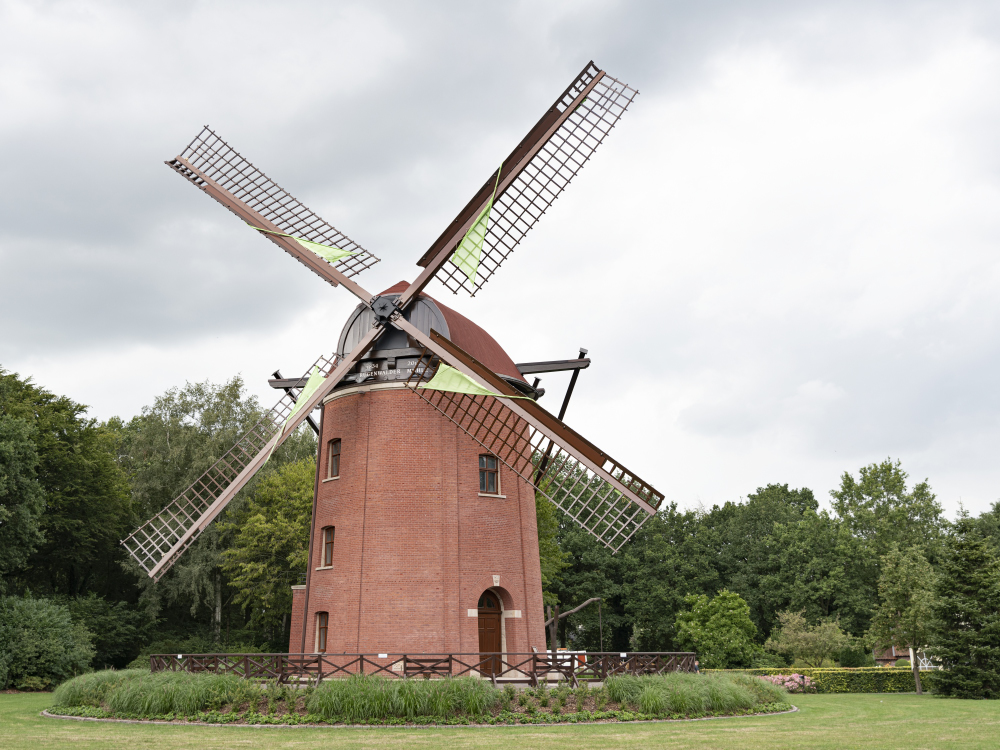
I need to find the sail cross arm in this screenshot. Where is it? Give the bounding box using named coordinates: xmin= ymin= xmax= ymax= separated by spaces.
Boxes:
xmin=122 ymin=325 xmax=384 ymax=581
xmin=394 ymin=318 xmax=662 ymax=524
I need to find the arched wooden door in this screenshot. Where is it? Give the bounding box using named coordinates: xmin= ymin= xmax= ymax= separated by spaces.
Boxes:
xmin=477 ymin=591 xmax=502 ymax=676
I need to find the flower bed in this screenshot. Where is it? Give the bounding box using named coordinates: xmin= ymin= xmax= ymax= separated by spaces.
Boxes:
xmin=757 ymin=674 xmax=817 ymax=693
xmin=47 ymin=670 xmax=793 ymax=725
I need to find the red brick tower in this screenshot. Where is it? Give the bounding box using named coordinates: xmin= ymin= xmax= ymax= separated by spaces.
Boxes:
xmin=289 ymin=283 xmax=547 ymax=658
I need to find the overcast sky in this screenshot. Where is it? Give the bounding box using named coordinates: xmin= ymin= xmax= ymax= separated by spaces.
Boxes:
xmin=2 ymin=0 xmax=999 ymax=517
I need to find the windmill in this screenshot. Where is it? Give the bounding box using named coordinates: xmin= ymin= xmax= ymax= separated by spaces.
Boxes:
xmin=122 ymin=62 xmax=664 ymax=658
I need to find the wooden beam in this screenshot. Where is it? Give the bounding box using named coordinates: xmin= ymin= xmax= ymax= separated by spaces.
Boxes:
xmin=515 ymin=358 xmax=591 ymax=375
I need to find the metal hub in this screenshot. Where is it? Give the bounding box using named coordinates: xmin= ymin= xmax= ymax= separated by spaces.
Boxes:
xmin=369 ymin=295 xmax=400 ymax=326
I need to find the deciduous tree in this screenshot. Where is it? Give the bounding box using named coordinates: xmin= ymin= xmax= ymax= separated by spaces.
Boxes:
xmin=765 ymin=610 xmax=851 ymax=667
xmin=1 ymin=368 xmax=134 ymax=598
xmin=763 ymin=510 xmax=877 ymax=635
xmin=222 ymin=457 xmax=315 ymax=641
xmin=622 ymin=505 xmax=721 ymax=651
xmin=0 ymin=413 xmax=45 ymax=584
xmin=118 ymin=377 xmax=315 ymax=642
xmin=701 ymin=484 xmax=818 ymax=638
xmin=831 ymin=459 xmax=944 ymax=558
xmin=535 ymin=494 xmax=568 ymax=607
xmin=867 ymin=546 xmax=937 ymax=693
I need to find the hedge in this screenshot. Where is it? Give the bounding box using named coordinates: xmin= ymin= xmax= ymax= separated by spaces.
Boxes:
xmin=702 ymin=668 xmax=920 ymax=694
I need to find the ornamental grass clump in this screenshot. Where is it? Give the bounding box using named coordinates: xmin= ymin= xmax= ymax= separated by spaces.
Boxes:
xmin=604 ymin=672 xmax=783 ymax=717
xmin=52 ymin=668 xmax=791 ymax=724
xmin=105 ymin=672 xmax=263 ymax=716
xmin=52 ymin=670 xmax=264 ymax=717
xmin=728 ymin=672 xmax=788 ymax=703
xmin=51 ymin=669 xmax=148 ymax=708
xmin=306 ymin=674 xmax=499 ymax=722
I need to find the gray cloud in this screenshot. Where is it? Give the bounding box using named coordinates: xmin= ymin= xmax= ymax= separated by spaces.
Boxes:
xmin=3 ymin=0 xmax=1000 ymax=513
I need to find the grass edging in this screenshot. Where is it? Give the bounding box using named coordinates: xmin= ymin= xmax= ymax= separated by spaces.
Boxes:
xmin=41 ymin=704 xmax=798 ymax=728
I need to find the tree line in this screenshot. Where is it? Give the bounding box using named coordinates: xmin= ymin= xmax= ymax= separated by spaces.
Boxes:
xmin=2 ymin=367 xmax=999 ymax=694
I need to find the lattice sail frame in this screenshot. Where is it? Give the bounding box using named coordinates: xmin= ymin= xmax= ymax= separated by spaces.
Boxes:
xmin=121 ymin=352 xmax=338 ymax=580
xmin=435 ymin=65 xmax=638 ymax=296
xmin=405 ymin=355 xmax=661 ymax=552
xmin=167 ymin=127 xmax=379 ymax=279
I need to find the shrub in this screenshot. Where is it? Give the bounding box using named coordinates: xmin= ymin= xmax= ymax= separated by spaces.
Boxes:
xmin=675 ymin=590 xmax=761 ymax=668
xmin=0 ymin=596 xmax=94 ymax=689
xmin=16 ymin=676 xmax=49 ymax=691
xmin=124 ymin=635 xmax=265 ymax=669
xmin=752 ymin=652 xmax=788 ymax=669
xmin=66 ymin=595 xmax=152 ymax=670
xmin=838 ymin=647 xmax=876 ymax=668
xmin=895 ymin=659 xmax=911 ymax=668
xmin=791 ymin=659 xmax=836 ymax=669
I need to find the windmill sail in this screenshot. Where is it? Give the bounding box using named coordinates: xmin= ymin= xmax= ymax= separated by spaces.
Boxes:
xmin=415 ymin=63 xmax=638 ymax=297
xmin=401 ymin=327 xmax=662 ymax=552
xmin=121 ymin=352 xmax=338 ymax=581
xmin=122 ymin=318 xmax=386 ymax=581
xmin=167 ymin=126 xmax=380 ymax=281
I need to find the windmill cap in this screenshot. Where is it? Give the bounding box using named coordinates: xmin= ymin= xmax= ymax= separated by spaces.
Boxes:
xmin=335 ymin=281 xmax=524 ymax=383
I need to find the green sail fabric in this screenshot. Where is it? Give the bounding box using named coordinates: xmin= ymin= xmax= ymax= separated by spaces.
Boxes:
xmin=450 ymin=163 xmax=502 ymax=286
xmin=417 ymin=364 xmax=532 ymax=400
xmin=283 ymin=366 xmax=324 ymax=432
xmin=250 ymin=225 xmax=357 ymax=264
xmin=265 ymin=365 xmax=325 ymax=464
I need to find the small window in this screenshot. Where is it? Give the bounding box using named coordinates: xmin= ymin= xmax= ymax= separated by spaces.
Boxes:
xmin=479 ymin=454 xmax=499 ymax=494
xmin=478 ymin=592 xmax=499 ymax=609
xmin=322 ymin=526 xmax=335 ymax=567
xmin=327 ymin=439 xmax=341 ymax=479
xmin=316 ymin=612 xmax=329 ymax=653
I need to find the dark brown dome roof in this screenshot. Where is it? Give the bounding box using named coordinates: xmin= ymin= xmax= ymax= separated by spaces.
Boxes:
xmin=377 ymin=282 xmax=523 ymax=381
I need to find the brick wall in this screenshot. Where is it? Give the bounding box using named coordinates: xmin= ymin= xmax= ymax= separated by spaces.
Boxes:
xmin=289 ymin=585 xmax=305 ymax=652
xmin=292 ymin=383 xmax=546 ymax=656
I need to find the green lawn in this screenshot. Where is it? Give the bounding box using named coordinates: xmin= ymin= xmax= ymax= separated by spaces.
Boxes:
xmin=3 ymin=691 xmax=999 ymax=749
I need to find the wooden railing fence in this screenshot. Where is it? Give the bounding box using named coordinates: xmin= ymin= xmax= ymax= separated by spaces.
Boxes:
xmin=150 ymin=651 xmax=696 ymax=686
